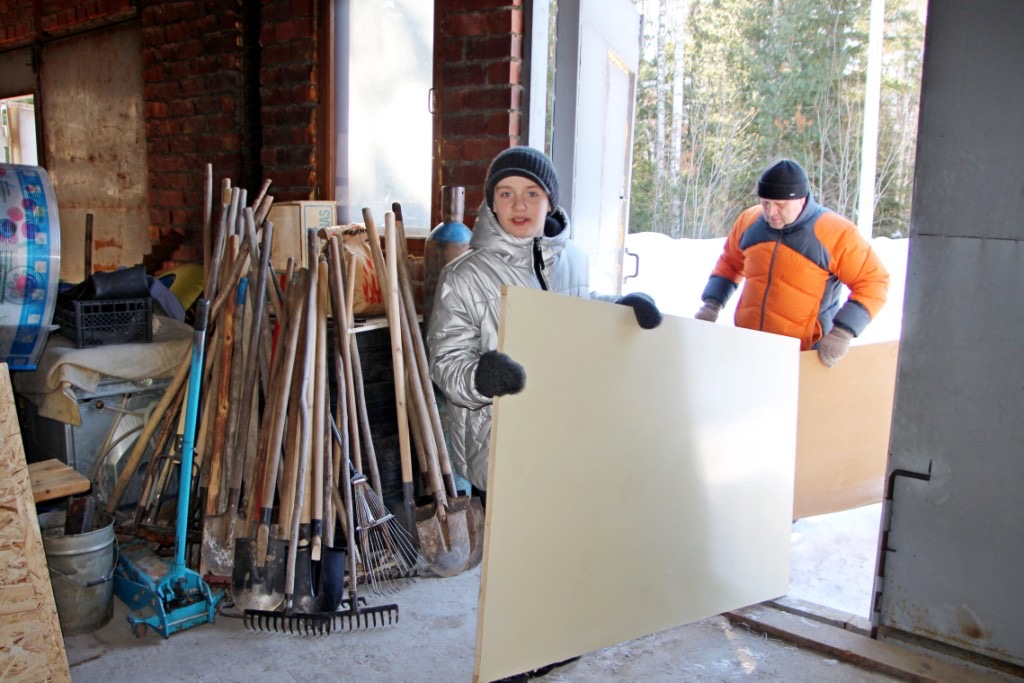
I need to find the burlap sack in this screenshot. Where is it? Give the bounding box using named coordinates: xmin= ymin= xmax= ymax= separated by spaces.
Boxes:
xmin=341 ymin=224 xmax=386 ymax=317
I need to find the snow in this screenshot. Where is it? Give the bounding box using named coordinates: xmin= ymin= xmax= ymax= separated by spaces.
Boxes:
xmin=622 ymin=232 xmax=909 ymax=344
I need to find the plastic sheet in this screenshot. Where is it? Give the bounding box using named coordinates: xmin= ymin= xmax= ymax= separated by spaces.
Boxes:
xmin=0 ymin=164 xmax=61 ymax=370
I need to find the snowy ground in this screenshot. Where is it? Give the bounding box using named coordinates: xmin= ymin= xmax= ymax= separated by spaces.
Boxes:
xmin=622 ymin=232 xmax=909 ymax=344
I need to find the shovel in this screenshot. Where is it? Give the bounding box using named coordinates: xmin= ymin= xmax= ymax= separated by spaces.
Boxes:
xmin=393 ymin=203 xmax=484 ymax=569
xmin=205 ymin=218 xmax=272 ymax=581
xmin=377 ymin=209 xmax=470 ymax=576
xmin=231 ymin=270 xmax=306 ymax=613
xmin=289 ymin=254 xmax=347 ymax=618
xmin=201 ymin=276 xmax=247 ymax=579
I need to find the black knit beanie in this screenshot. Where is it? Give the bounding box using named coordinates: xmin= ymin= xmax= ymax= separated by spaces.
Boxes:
xmin=485 ymin=146 xmax=560 ymax=213
xmin=757 ymin=159 xmax=809 ymax=200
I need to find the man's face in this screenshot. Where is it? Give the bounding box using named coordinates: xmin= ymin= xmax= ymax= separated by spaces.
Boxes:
xmin=760 ymin=197 xmax=806 ymax=229
xmin=493 ymin=176 xmax=551 ymax=239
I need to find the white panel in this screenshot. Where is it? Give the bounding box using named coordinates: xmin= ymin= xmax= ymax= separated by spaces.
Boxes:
xmin=475 ymin=287 xmax=799 ymax=682
xmin=552 ymin=0 xmax=639 ymax=296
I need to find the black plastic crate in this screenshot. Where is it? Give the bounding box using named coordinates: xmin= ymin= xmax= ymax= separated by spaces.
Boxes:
xmin=55 ymin=297 xmax=153 ymax=348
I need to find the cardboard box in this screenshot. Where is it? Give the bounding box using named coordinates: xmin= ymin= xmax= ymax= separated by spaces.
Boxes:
xmin=266 ymin=201 xmax=338 ymax=271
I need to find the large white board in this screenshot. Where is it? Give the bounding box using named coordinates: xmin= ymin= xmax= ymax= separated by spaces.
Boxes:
xmin=475 ymin=287 xmax=800 ymax=682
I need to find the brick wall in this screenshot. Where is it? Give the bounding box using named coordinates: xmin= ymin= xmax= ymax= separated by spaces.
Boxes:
xmin=0 ymin=0 xmax=322 ymax=270
xmin=141 ymin=0 xmax=320 ymax=268
xmin=435 ymin=0 xmax=524 ymax=227
xmin=0 ymin=0 xmax=523 ymax=265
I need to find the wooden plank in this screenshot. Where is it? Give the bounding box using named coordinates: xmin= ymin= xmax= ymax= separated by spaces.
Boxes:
xmin=794 ymin=341 xmax=899 ymax=519
xmin=28 ymin=459 xmax=91 ymax=503
xmin=475 ymin=288 xmax=800 ymax=682
xmin=0 ymin=363 xmax=71 ymax=682
xmin=727 ymin=604 xmax=1007 ymax=683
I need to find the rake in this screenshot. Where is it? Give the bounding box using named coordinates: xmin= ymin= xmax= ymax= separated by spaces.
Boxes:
xmin=242 ymin=414 xmax=401 ymax=635
xmin=329 ymin=414 xmax=423 ymax=595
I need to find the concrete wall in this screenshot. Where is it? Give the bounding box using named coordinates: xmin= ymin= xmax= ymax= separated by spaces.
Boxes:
xmin=877 ymin=0 xmax=1024 ymax=668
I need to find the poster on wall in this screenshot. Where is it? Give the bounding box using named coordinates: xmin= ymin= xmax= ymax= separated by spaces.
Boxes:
xmin=0 ymin=164 xmax=60 ymax=371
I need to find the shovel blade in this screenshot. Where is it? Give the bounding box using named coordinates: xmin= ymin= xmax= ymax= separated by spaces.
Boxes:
xmin=415 ymin=505 xmax=471 ymax=577
xmin=201 ymin=514 xmax=234 ymax=579
xmin=318 ymin=545 xmax=348 ymax=612
xmin=231 ymin=537 xmax=287 ymax=613
xmin=449 ymin=495 xmax=484 ymax=570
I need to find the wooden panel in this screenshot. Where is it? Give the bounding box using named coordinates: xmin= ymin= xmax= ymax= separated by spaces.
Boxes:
xmin=0 ymin=364 xmax=71 ymax=682
xmin=475 ymin=287 xmax=800 ymax=682
xmin=28 ymin=460 xmax=91 ymax=503
xmin=41 ymin=23 xmax=148 ymax=282
xmin=794 ymin=341 xmax=898 ymax=519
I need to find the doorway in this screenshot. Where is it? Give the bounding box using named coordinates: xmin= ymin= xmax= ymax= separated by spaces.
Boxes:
xmin=621 ymin=231 xmax=909 ymax=620
xmin=1 ymin=95 xmax=37 ymax=165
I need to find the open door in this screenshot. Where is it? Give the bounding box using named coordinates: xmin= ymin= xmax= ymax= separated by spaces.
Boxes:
xmin=550 ymin=0 xmax=639 ymax=296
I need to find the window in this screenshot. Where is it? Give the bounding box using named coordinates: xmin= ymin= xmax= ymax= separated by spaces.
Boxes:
xmin=335 ymin=1 xmax=434 ymax=234
xmin=1 ymin=96 xmax=37 ymax=165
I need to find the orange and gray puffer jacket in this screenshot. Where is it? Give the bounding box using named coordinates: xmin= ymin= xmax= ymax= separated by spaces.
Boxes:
xmin=700 ymin=195 xmax=889 ymax=350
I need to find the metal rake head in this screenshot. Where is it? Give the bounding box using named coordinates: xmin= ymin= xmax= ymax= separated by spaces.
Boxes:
xmin=243 ymin=601 xmax=400 ymax=635
xmin=335 ymin=600 xmax=400 ymax=630
xmin=352 ymin=478 xmax=425 ymax=595
xmin=244 ymin=608 xmax=337 ymax=635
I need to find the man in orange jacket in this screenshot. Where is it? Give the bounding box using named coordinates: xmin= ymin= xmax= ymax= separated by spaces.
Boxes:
xmin=694 ymin=159 xmax=889 ymax=367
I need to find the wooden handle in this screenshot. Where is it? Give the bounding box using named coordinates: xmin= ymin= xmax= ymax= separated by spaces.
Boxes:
xmin=394 ymin=214 xmax=460 ymax=498
xmin=255 ymin=271 xmax=306 ymax=563
xmin=364 ymin=209 xmax=412 ymax=490
xmin=311 ymin=256 xmax=330 ymax=559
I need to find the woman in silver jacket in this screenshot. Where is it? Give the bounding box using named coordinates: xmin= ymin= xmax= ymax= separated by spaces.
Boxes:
xmin=427 ymin=147 xmax=660 ymax=502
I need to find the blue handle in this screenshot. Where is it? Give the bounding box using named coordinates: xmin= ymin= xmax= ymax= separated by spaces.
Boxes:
xmin=174 ymin=298 xmax=210 ymax=571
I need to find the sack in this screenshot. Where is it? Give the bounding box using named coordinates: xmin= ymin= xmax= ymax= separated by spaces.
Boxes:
xmin=341 ymin=224 xmax=386 ymax=317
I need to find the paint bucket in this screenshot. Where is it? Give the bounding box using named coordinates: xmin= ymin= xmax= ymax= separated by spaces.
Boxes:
xmin=39 ymin=509 xmax=116 ymax=636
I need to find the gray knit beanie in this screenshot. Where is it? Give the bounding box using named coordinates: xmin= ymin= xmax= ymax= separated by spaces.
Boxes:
xmin=757 ymin=159 xmax=809 ymax=200
xmin=484 ymin=146 xmax=560 ymax=213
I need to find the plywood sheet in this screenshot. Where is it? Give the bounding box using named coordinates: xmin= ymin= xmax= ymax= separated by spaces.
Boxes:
xmin=41 ymin=23 xmax=149 ymax=282
xmin=0 ymin=364 xmax=71 ymax=682
xmin=475 ymin=287 xmax=800 ymax=682
xmin=794 ymin=341 xmax=898 ymax=519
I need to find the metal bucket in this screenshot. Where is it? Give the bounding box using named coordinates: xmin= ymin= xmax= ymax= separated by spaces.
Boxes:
xmin=39 ymin=509 xmax=116 ymax=636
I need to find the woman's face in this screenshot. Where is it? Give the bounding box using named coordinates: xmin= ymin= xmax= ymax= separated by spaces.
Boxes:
xmin=492 ymin=176 xmax=551 ymax=239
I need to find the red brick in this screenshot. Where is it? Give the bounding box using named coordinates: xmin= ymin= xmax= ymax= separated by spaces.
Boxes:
xmin=465 ymin=35 xmax=519 ymax=62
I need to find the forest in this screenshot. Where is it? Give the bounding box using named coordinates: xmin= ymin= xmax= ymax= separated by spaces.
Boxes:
xmin=628 ymin=0 xmax=926 ymax=238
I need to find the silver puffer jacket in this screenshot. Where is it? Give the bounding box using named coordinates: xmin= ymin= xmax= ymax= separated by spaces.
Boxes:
xmin=427 ymin=202 xmax=590 ymax=490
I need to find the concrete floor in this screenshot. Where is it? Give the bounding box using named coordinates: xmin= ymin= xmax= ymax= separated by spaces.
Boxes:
xmin=60 ymin=504 xmax=1002 ymax=682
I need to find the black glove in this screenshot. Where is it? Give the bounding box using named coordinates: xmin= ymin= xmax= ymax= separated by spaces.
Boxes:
xmin=474 ymin=350 xmax=526 ymax=397
xmin=617 ymin=292 xmax=662 ymax=329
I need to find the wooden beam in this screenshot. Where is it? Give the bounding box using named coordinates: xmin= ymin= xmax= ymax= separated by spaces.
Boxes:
xmin=727 ymin=604 xmax=1005 ymax=682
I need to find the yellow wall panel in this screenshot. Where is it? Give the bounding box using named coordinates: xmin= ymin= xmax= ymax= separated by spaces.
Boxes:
xmin=475 ymin=287 xmax=800 ymax=682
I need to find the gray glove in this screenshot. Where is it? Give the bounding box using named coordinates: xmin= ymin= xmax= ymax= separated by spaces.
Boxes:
xmin=817 ymin=326 xmax=853 ymax=368
xmin=617 ymin=292 xmax=662 ymax=329
xmin=694 ymin=299 xmax=723 ymax=322
xmin=475 ymin=350 xmax=526 ymax=397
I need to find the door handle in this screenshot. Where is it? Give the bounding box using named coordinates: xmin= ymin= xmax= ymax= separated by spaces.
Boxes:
xmin=623 ymin=249 xmax=640 ymax=282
